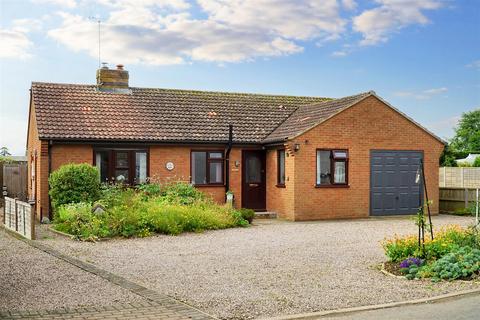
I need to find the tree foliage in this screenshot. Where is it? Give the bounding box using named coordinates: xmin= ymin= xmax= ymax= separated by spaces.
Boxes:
xmin=473 ymin=157 xmax=480 ymax=167
xmin=450 ymin=109 xmax=480 ymax=153
xmin=0 ymin=147 xmax=11 ymax=157
xmin=440 ymin=109 xmax=480 ymax=166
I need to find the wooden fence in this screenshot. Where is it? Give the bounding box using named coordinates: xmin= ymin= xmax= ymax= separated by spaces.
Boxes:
xmin=1 ymin=162 xmax=28 ymax=203
xmin=3 ymin=197 xmax=35 ymax=239
xmin=439 ymin=167 xmax=480 ymax=188
xmin=439 ymin=187 xmax=479 ymax=213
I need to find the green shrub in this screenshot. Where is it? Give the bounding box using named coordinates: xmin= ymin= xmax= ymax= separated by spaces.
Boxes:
xmin=239 ymin=208 xmax=255 ymax=224
xmin=99 ymin=184 xmax=135 ymax=208
xmin=52 ymin=185 xmax=248 ymax=240
xmin=382 ymin=225 xmax=479 ymax=262
xmin=137 ymin=183 xmax=162 ymax=200
xmin=49 ymin=164 xmax=101 ymax=211
xmin=160 ymin=182 xmax=206 ymax=205
xmin=452 ymin=204 xmax=476 ymax=216
xmin=382 ymin=234 xmax=418 ymax=262
xmin=430 ymin=246 xmax=480 ymax=281
xmin=53 ymin=203 xmax=109 ymax=241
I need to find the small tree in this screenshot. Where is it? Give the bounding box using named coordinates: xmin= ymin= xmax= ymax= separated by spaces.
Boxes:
xmin=49 ymin=163 xmax=101 ymax=211
xmin=0 ymin=146 xmax=11 ymax=157
xmin=450 ymin=109 xmax=480 ymax=152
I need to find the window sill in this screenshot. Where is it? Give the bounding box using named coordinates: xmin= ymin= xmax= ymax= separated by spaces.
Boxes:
xmin=315 ymin=184 xmax=349 ymax=188
xmin=276 ymin=184 xmax=286 ymax=188
xmin=194 ymin=184 xmax=225 ymax=187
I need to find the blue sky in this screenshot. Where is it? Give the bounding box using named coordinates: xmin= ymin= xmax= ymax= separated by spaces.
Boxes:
xmin=1 ymin=0 xmax=479 ymax=155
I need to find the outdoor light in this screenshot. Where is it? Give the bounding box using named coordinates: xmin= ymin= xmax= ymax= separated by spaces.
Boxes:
xmin=235 ymin=160 xmax=240 ymax=167
xmin=294 ymin=143 xmax=300 ymax=152
xmin=415 ymin=167 xmax=420 ymax=184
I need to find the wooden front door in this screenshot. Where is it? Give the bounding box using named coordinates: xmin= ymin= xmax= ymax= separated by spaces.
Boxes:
xmin=242 ymin=150 xmax=266 ymax=211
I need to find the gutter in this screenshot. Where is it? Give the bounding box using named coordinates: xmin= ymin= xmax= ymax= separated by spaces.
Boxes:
xmin=225 ymin=125 xmax=233 ymax=200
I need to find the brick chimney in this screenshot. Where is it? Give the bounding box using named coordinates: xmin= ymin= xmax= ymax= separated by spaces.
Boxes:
xmin=96 ymin=63 xmax=129 ymax=90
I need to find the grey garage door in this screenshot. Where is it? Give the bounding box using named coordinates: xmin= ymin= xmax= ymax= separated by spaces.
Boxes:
xmin=370 ymin=150 xmax=422 ymax=216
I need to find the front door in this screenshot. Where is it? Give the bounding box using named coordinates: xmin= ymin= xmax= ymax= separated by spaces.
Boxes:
xmin=242 ymin=150 xmax=266 ymax=211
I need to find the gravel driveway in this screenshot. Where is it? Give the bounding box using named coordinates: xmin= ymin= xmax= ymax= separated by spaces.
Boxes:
xmin=0 ymin=228 xmax=145 ymax=312
xmin=37 ymin=215 xmax=480 ymax=319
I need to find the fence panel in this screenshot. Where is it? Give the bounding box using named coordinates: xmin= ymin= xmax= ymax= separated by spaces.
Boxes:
xmin=439 ymin=187 xmax=479 ymax=213
xmin=2 ymin=163 xmax=28 ymax=201
xmin=3 ymin=197 xmax=35 ymax=239
xmin=439 ymin=167 xmax=480 ymax=188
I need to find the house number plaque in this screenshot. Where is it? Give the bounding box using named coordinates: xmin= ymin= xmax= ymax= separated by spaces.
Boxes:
xmin=166 ymin=162 xmax=175 ymax=171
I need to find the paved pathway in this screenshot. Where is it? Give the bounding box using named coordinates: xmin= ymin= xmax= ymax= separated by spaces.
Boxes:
xmin=0 ymin=227 xmax=215 ymax=320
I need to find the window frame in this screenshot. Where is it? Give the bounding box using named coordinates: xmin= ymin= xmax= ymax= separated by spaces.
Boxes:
xmin=315 ymin=148 xmax=349 ymax=188
xmin=93 ymin=147 xmax=149 ymax=185
xmin=277 ymin=149 xmax=286 ymax=187
xmin=190 ymin=150 xmax=225 ymax=186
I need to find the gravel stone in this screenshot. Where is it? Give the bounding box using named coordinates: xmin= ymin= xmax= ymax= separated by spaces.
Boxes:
xmin=37 ymin=215 xmax=480 ymax=319
xmin=0 ymin=228 xmax=146 ymax=312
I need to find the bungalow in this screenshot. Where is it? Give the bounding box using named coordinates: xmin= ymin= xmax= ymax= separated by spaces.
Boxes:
xmin=26 ymin=65 xmax=445 ymax=221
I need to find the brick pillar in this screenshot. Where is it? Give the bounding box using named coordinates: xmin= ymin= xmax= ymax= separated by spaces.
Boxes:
xmin=37 ymin=141 xmax=50 ymax=220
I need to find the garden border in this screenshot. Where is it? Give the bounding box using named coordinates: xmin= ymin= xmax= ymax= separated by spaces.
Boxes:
xmin=47 ymin=226 xmax=111 ymax=241
xmin=379 ymin=263 xmax=406 ymax=279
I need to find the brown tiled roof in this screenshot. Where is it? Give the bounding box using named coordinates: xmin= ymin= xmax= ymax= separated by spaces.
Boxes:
xmin=31 ymin=82 xmax=330 ymax=143
xmin=263 ymin=91 xmax=373 ymax=143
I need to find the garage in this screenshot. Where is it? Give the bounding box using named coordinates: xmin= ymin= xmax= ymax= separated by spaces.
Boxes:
xmin=370 ymin=150 xmax=423 ymax=216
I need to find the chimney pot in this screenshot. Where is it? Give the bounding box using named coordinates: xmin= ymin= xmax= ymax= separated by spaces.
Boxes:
xmin=96 ymin=64 xmax=129 ymax=91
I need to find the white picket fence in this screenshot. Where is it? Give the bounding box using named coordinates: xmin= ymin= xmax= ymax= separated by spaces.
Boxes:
xmin=439 ymin=167 xmax=480 ymax=188
xmin=3 ymin=197 xmax=35 ymax=239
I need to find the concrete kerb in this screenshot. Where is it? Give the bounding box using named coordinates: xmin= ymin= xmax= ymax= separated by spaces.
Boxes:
xmin=259 ymin=288 xmax=480 ymax=320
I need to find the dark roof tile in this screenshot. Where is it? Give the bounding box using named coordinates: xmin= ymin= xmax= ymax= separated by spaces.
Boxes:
xmin=32 ymin=82 xmax=329 ymax=143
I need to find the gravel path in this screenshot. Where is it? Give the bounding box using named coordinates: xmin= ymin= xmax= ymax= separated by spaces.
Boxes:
xmin=37 ymin=215 xmax=480 ymax=319
xmin=0 ymin=228 xmax=146 ymax=312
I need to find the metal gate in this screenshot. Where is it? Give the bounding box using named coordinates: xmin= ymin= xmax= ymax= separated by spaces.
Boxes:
xmin=370 ymin=150 xmax=423 ymax=216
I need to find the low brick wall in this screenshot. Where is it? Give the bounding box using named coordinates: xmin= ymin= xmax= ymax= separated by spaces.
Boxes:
xmin=3 ymin=197 xmax=35 ymax=239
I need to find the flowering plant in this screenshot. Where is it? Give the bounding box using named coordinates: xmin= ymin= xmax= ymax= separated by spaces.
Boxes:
xmin=399 ymin=257 xmax=423 ymax=269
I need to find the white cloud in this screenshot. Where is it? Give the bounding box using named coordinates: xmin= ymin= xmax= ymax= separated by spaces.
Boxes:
xmin=353 ymin=0 xmax=444 ymax=46
xmin=0 ymin=28 xmax=33 ymax=59
xmin=466 ymin=60 xmax=480 ymax=70
xmin=31 ymin=0 xmax=77 ymax=8
xmin=394 ymin=87 xmax=448 ymax=100
xmin=331 ymin=50 xmax=347 ymax=57
xmin=423 ymin=87 xmax=448 ymax=95
xmin=341 ymin=0 xmax=357 ymax=11
xmin=12 ymin=18 xmax=44 ymax=33
xmin=198 ymin=0 xmax=346 ymax=41
xmin=47 ymin=0 xmax=347 ymax=65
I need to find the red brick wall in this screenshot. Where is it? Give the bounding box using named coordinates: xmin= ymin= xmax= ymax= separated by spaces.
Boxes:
xmin=288 ymin=95 xmax=444 ymax=221
xmin=266 ymin=148 xmax=295 ymax=220
xmin=50 ymin=145 xmax=93 ymax=171
xmin=149 ymin=146 xmax=242 ymax=207
xmin=30 ymin=96 xmax=442 ymax=221
xmin=26 ymin=102 xmax=48 ymax=220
